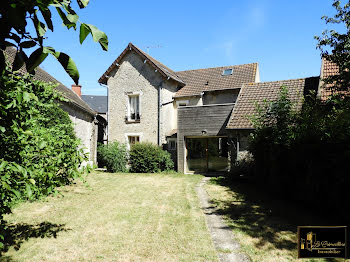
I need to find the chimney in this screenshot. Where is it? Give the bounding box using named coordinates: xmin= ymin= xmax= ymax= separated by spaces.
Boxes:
xmin=72 ymin=84 xmax=82 ymax=97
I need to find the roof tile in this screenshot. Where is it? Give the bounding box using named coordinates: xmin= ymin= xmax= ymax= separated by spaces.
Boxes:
xmin=227 ymin=77 xmax=319 ymax=129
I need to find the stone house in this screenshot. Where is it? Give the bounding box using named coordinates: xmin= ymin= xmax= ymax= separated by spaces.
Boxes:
xmin=81 ymin=95 xmax=108 ymax=144
xmin=4 ymin=47 xmax=98 ymax=165
xmin=99 ymin=43 xmax=319 ymax=173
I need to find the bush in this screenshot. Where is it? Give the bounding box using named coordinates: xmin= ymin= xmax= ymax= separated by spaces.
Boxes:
xmin=0 ymin=68 xmax=86 ymax=249
xmin=97 ymin=141 xmax=128 ymax=172
xmin=129 ymin=142 xmax=174 ymax=173
xmin=249 ymin=86 xmax=350 ymax=217
xmin=229 ymin=153 xmax=255 ymax=180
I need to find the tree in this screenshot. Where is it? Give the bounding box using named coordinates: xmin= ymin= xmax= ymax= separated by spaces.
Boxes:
xmin=0 ymin=0 xmax=108 ymax=84
xmin=315 ymin=0 xmax=350 ymax=94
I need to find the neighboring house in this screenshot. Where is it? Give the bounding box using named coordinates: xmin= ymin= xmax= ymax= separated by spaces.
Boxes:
xmin=81 ymin=95 xmax=108 ymax=144
xmin=98 ymin=42 xmax=320 ymax=173
xmin=4 ymin=47 xmax=98 ymax=164
xmin=226 ymin=77 xmax=319 ymax=164
xmin=317 ymin=58 xmax=350 ymax=100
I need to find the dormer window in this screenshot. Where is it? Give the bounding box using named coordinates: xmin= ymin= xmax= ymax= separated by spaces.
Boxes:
xmin=222 ymin=68 xmax=233 ymax=76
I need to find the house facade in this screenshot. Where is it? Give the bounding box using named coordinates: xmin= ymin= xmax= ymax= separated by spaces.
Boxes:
xmin=99 ymin=42 xmax=319 ymax=173
xmin=5 ymin=47 xmax=98 ymax=165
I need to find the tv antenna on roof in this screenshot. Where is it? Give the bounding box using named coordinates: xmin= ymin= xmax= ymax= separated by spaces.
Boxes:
xmin=144 ymin=44 xmax=163 ymax=54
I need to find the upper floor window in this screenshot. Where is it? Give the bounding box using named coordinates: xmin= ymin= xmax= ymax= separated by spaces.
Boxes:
xmin=128 ymin=95 xmax=140 ymax=121
xmin=222 ymin=68 xmax=233 ymax=76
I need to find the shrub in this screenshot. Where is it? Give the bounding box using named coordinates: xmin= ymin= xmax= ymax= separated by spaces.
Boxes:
xmin=97 ymin=141 xmax=128 ymax=172
xmin=129 ymin=142 xmax=174 ymax=173
xmin=0 ymin=68 xmax=87 ymax=249
xmin=229 ymin=153 xmax=255 ymax=180
xmin=249 ymin=86 xmax=350 ymax=217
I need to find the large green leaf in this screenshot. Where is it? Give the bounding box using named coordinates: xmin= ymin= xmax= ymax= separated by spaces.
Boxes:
xmin=39 ymin=6 xmax=54 ymax=31
xmin=26 ymin=47 xmax=48 ymax=73
xmin=56 ymin=7 xmax=75 ymax=29
xmin=51 ymin=52 xmax=80 ymax=84
xmin=79 ymin=23 xmax=90 ymax=44
xmin=77 ymin=0 xmax=90 ymax=8
xmin=84 ymin=24 xmax=108 ymax=51
xmin=33 ymin=13 xmax=47 ymax=37
xmin=13 ymin=50 xmax=28 ymax=71
xmin=20 ymin=40 xmax=37 ymax=48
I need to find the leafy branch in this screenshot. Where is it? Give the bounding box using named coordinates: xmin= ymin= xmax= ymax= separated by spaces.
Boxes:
xmin=0 ymin=0 xmax=108 ymax=84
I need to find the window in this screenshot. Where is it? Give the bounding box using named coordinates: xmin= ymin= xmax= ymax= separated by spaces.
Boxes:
xmin=176 ymin=100 xmax=189 ymax=107
xmin=167 ymin=138 xmax=177 ymax=150
xmin=128 ymin=95 xmax=140 ymax=121
xmin=222 ymin=68 xmax=233 ymax=76
xmin=128 ymin=136 xmax=140 ymax=146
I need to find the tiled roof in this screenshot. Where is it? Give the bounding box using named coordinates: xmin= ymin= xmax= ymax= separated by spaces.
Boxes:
xmin=318 ymin=58 xmax=349 ymax=100
xmin=4 ymin=47 xmax=96 ymax=116
xmin=227 ymin=77 xmax=320 ymax=129
xmin=174 ymin=63 xmax=258 ymax=97
xmin=81 ymin=95 xmax=107 ymax=113
xmin=98 ymin=43 xmax=185 ymax=85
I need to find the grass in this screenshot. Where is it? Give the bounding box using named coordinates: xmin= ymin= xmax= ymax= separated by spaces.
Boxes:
xmin=204 ymin=177 xmax=348 ymax=262
xmin=1 ymin=172 xmax=218 ymax=262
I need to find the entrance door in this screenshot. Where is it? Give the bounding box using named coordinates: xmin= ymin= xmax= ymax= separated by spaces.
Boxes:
xmin=186 ymin=137 xmax=228 ymax=173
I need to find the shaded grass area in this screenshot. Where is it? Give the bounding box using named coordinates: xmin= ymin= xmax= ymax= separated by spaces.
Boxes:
xmin=205 ymin=177 xmax=348 ymax=262
xmin=1 ymin=172 xmax=218 ymax=262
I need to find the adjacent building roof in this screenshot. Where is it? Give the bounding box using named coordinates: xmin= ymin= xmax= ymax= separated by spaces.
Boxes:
xmin=226 ymin=77 xmax=320 ymax=129
xmin=98 ymin=42 xmax=259 ymax=98
xmin=98 ymin=42 xmax=185 ymax=85
xmin=318 ymin=58 xmax=349 ymax=100
xmin=4 ymin=47 xmax=96 ymax=116
xmin=174 ymin=63 xmax=258 ymax=97
xmin=81 ymin=95 xmax=107 ymax=113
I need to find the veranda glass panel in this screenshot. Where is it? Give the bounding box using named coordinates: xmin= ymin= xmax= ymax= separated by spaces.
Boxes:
xmin=186 ymin=138 xmax=207 ymax=172
xmin=208 ymin=137 xmax=228 ymax=172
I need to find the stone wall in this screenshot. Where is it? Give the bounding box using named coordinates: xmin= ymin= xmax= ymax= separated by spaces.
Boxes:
xmin=107 ymin=51 xmax=178 ymax=148
xmin=60 ymin=102 xmax=97 ymax=164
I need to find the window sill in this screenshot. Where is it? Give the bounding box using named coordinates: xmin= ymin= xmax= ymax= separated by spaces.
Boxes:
xmin=125 ymin=120 xmax=140 ymax=124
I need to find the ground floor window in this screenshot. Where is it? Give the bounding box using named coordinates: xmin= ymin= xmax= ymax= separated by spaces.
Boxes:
xmin=167 ymin=138 xmax=177 ymax=150
xmin=128 ymin=136 xmax=140 ymax=146
xmin=185 ymin=137 xmax=228 ymax=173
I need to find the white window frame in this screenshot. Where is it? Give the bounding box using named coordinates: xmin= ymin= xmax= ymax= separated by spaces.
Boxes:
xmin=222 ymin=68 xmax=233 ymax=76
xmin=125 ymin=132 xmax=143 ymax=150
xmin=176 ymin=100 xmax=189 ymax=107
xmin=167 ymin=138 xmax=177 ymax=150
xmin=126 ymin=92 xmax=142 ymax=122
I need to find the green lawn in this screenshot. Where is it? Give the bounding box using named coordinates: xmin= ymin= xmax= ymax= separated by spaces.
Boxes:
xmin=205 ymin=177 xmax=348 ymax=262
xmin=1 ymin=172 xmax=218 ymax=262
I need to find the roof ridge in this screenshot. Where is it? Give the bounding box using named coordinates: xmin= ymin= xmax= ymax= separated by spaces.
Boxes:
xmin=176 ymin=62 xmax=258 ymax=73
xmin=242 ymin=76 xmax=319 ymax=86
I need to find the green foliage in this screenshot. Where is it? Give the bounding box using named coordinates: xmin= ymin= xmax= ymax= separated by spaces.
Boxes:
xmin=97 ymin=142 xmax=128 ymax=173
xmin=129 ymin=143 xmax=174 ymax=173
xmin=249 ymin=86 xmax=350 ymax=216
xmin=315 ymin=0 xmax=350 ymax=94
xmin=0 ymin=0 xmax=108 ymax=84
xmin=0 ymin=68 xmax=87 ymax=249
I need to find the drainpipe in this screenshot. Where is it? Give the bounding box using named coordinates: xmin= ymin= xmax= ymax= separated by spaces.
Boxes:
xmin=158 ymin=81 xmax=163 ymax=146
xmin=99 ymin=82 xmax=109 ymax=144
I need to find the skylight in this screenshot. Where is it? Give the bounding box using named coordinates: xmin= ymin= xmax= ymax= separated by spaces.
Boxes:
xmin=222 ymin=68 xmax=233 ymax=76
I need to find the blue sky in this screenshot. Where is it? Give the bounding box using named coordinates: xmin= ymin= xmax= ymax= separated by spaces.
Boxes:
xmin=39 ymin=0 xmax=338 ymax=96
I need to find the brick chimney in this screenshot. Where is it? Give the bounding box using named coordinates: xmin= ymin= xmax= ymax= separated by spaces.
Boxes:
xmin=72 ymin=84 xmax=82 ymax=97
